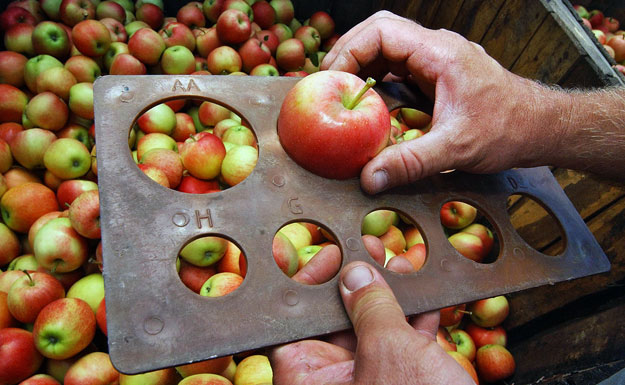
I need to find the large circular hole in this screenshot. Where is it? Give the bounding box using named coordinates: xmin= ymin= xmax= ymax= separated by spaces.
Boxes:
xmin=361 ymin=209 xmax=428 ymax=273
xmin=176 ymin=235 xmax=247 ymax=297
xmin=440 ymin=201 xmax=500 ymax=264
xmin=131 ymin=98 xmax=258 ymax=193
xmin=272 ymin=221 xmax=341 ymax=285
xmin=507 ymin=194 xmax=565 ymax=256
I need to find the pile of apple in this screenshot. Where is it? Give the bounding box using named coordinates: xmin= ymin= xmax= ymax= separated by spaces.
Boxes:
xmin=0 ymin=0 xmax=519 ymax=383
xmin=573 ymin=4 xmax=625 ymax=76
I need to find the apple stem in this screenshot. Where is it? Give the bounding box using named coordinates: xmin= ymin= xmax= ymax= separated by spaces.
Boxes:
xmin=346 ymin=77 xmax=376 ymax=110
xmin=458 ymin=310 xmax=473 ymax=315
xmin=51 ymin=260 xmax=61 ymax=274
xmin=22 ymin=270 xmax=34 ymax=286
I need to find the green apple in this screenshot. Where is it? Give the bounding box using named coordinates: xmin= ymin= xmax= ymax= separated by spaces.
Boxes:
xmin=67 ymin=273 xmax=104 ymax=313
xmin=361 ymin=209 xmax=398 ymax=237
xmin=43 ymin=138 xmax=91 ymax=180
xmin=297 ymin=244 xmax=322 ymax=270
xmin=180 ymin=236 xmax=228 ymax=267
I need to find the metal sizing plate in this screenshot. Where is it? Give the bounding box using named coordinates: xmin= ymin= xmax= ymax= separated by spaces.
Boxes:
xmin=94 ymin=75 xmax=610 ymax=374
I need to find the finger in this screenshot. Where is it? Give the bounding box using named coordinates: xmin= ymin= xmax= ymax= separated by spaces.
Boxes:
xmin=271 ymin=340 xmax=354 ymax=385
xmin=408 ymin=310 xmax=440 ymax=341
xmin=385 ymin=256 xmax=414 ymax=274
xmin=338 ymin=261 xmax=410 ymax=338
xmin=361 ymin=235 xmax=385 ymax=266
xmin=360 ymin=131 xmax=457 ymax=194
xmin=291 ymin=244 xmax=341 ymax=285
xmin=324 ymin=329 xmax=357 ymax=352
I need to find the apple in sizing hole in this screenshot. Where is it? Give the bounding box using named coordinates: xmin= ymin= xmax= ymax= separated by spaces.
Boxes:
xmin=179 ymin=374 xmax=232 ymax=385
xmin=179 ymin=259 xmax=216 ymax=293
xmin=137 ymin=133 xmax=178 ymax=160
xmin=469 ymin=295 xmax=509 ymax=327
xmin=272 ymin=232 xmax=299 ymax=277
xmin=278 ymin=71 xmax=390 ymax=179
xmin=361 ymin=209 xmax=397 ymax=237
xmin=200 ymin=272 xmax=243 ymax=297
xmin=33 ymin=297 xmax=96 ymax=360
xmin=177 ymin=175 xmax=220 ymax=194
xmin=217 ymin=241 xmax=247 ymax=277
xmin=140 ymin=148 xmax=183 ymax=189
xmin=180 ymin=236 xmax=229 ymax=267
xmin=297 ymin=245 xmax=323 ymax=270
xmin=219 ymin=144 xmax=257 ymax=186
xmin=440 ymin=201 xmax=477 ymax=230
xmin=448 ymin=232 xmax=485 ymax=263
xmin=7 ymin=271 xmax=65 ymax=324
xmin=397 ymin=243 xmax=426 ymax=271
xmin=181 ymin=133 xmax=227 ymax=180
xmin=378 ymin=225 xmax=406 ymax=255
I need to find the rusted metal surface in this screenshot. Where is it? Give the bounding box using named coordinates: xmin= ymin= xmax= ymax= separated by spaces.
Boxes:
xmin=93 ymin=75 xmax=609 ymax=374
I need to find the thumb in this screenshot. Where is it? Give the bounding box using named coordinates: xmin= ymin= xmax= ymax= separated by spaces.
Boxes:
xmin=360 ymin=130 xmax=455 ymax=194
xmin=338 ymin=261 xmax=409 ymax=339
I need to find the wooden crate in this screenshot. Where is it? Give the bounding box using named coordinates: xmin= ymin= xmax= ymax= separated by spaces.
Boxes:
xmin=283 ymin=0 xmax=625 ymax=383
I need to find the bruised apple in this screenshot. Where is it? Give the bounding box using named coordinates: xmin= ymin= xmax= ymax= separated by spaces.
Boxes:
xmin=277 ymin=70 xmax=390 ymax=179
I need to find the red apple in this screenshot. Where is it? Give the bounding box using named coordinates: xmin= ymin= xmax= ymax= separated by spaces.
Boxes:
xmin=608 ymin=35 xmax=625 ymax=62
xmin=72 ymin=20 xmax=111 ymax=57
xmin=178 ymin=259 xmax=216 ymax=293
xmin=35 ymin=67 xmax=77 ymax=102
xmin=220 ymin=144 xmax=257 ymax=186
xmin=308 ymin=11 xmax=334 ymax=40
xmin=20 ymin=374 xmax=62 ymax=385
xmin=593 ymin=29 xmax=607 ymax=44
xmin=0 ymin=222 xmax=21 ymax=267
xmin=1 ymin=182 xmax=58 ymax=233
xmin=200 ymin=272 xmax=243 ymax=297
xmin=68 ymin=189 xmax=100 ymax=239
xmin=7 ymin=271 xmax=65 ymax=323
xmin=176 ymin=355 xmax=232 ymax=378
xmin=0 ymin=51 xmax=28 ymax=87
xmin=202 ymin=0 xmax=224 ymax=24
xmin=64 ymin=351 xmax=119 ymax=385
xmin=9 ymin=128 xmax=57 ymax=170
xmin=396 ymin=243 xmax=426 ymax=271
xmin=178 ymin=374 xmax=233 ymax=385
xmin=447 ymin=351 xmax=479 ymax=385
xmin=33 ymin=297 xmax=95 ymax=359
xmin=137 ymin=103 xmax=177 ymax=135
xmin=440 ymin=201 xmax=477 ymax=230
xmin=448 ymin=232 xmax=485 ymax=262
xmin=294 ymin=25 xmax=320 ymax=54
xmin=0 ymin=291 xmax=18 ymax=328
xmin=33 ymin=217 xmax=88 ymax=273
xmin=177 ymin=175 xmax=220 ymax=194
xmin=59 ymin=0 xmax=96 ymax=27
xmin=278 ymin=70 xmax=390 ymax=179
xmin=216 ymin=241 xmax=246 ymax=277
xmin=378 ymin=225 xmax=406 ymax=255
xmin=138 ymin=163 xmax=170 ymax=188
xmin=0 ymin=84 xmax=28 ymax=124
xmin=272 ymin=231 xmax=298 ymax=277
xmin=109 ymin=52 xmax=146 ymax=74
xmin=6 ymin=23 xmax=35 ymax=58
xmin=251 ymin=1 xmax=275 ymax=29
xmin=119 ymin=368 xmax=179 ymax=385
xmin=439 ymin=303 xmax=467 ymax=327
xmin=216 ymin=8 xmax=251 ymax=45
xmin=64 ymin=55 xmax=101 ymax=83
xmin=589 ymin=9 xmax=604 ymax=29
xmin=436 ymin=327 xmax=456 ymax=352
xmin=195 ymin=27 xmax=221 ymax=58
xmin=0 ymin=328 xmax=44 ymax=384
xmin=465 ymin=322 xmax=507 ymax=348
xmin=160 ymin=21 xmax=195 ymax=51
xmin=255 ymin=29 xmax=279 ymax=54
xmin=0 ymin=6 xmax=36 ymax=32
xmin=275 ymin=37 xmax=305 ymax=71
xmin=136 ymin=2 xmax=163 ymax=30
xmin=172 ymin=112 xmax=197 ymax=142
xmin=180 ymin=133 xmax=227 ymax=180
xmin=269 ymin=0 xmax=293 ymax=25
xmin=177 ymin=3 xmax=205 ymax=28
xmin=100 ymin=17 xmax=127 ymax=42
xmin=461 ymin=223 xmax=494 ymax=256
xmin=475 ymin=344 xmax=515 ymax=383
xmin=128 ymin=27 xmax=166 ymax=66
xmin=469 ymin=296 xmax=509 ymax=327
xmin=140 ymin=148 xmax=183 ymax=188
xmin=136 ymin=132 xmax=177 ymax=159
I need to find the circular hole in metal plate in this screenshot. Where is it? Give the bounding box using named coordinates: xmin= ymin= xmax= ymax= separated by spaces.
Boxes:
xmin=128 ymin=97 xmax=258 ymax=193
xmin=361 ymin=208 xmax=428 ymax=274
xmin=176 ymin=234 xmax=247 ymax=297
xmin=440 ymin=200 xmax=500 ymax=264
xmin=272 ymin=221 xmax=342 ymax=285
xmin=507 ymin=193 xmax=566 ymax=256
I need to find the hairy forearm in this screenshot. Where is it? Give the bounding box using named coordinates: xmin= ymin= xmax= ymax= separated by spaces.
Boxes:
xmin=532 ymin=84 xmax=625 ymax=180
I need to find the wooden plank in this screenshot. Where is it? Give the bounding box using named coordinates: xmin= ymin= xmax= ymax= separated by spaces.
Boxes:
xmin=450 ymin=0 xmax=505 ymax=43
xmin=506 ymin=169 xmax=625 ymax=254
xmin=429 ymin=0 xmax=465 ymax=31
xmin=509 ymin=300 xmax=625 ymax=384
xmin=479 ymin=0 xmax=549 ymax=69
xmin=510 ymin=13 xmax=583 ymax=84
xmin=416 ymin=0 xmax=444 ymax=28
xmin=530 ymin=359 xmax=625 ymax=385
xmin=559 ymin=56 xmax=608 ymax=89
xmin=504 ymin=196 xmax=625 ymax=329
xmin=375 ymin=0 xmax=424 ymax=22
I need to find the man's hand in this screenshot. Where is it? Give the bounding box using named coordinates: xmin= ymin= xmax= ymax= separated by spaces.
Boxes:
xmin=270 ymin=236 xmax=475 ymax=385
xmin=321 ymin=11 xmax=572 ymax=193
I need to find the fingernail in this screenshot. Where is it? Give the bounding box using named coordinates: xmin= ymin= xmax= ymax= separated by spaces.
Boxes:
xmin=372 ymin=169 xmax=388 ymax=192
xmin=342 ymin=265 xmax=374 ymax=292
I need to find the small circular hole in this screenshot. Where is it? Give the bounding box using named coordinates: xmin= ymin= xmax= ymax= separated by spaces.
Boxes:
xmin=361 ymin=209 xmax=428 ymax=273
xmin=441 ymin=201 xmax=500 ymax=264
xmin=177 ymin=235 xmax=247 ymax=297
xmin=507 ymin=194 xmax=565 ymax=256
xmin=272 ymin=221 xmax=341 ymax=285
